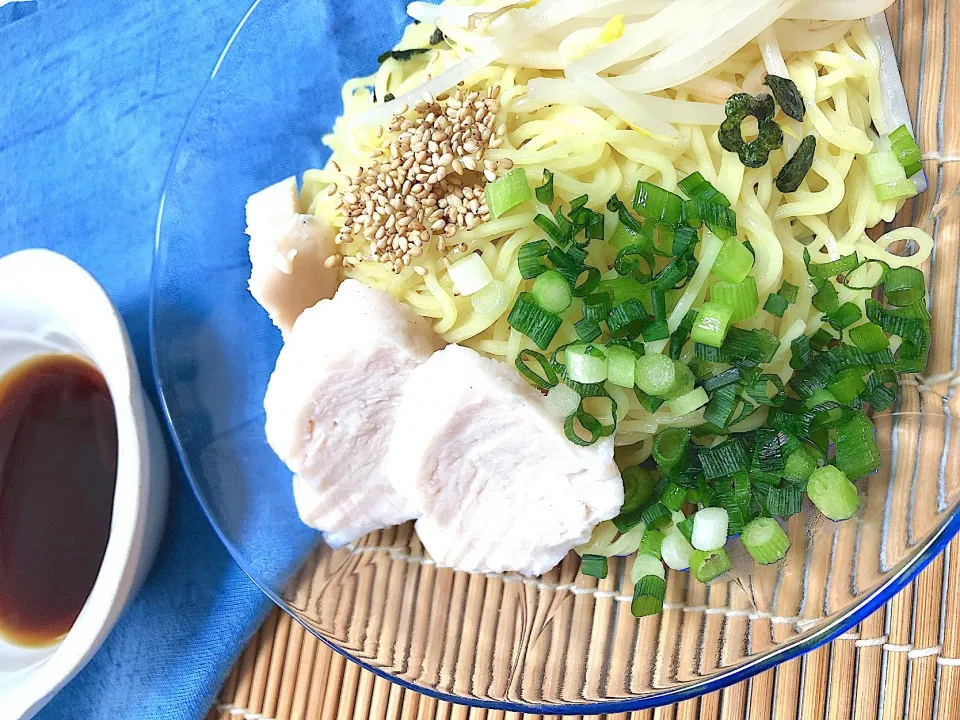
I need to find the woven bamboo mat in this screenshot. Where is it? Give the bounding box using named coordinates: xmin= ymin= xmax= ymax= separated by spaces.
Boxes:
xmin=210 ymin=536 xmax=960 ymax=720
xmin=210 ymin=1 xmax=960 ymax=718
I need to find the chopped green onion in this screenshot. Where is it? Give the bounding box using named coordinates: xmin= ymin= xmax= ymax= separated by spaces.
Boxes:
xmin=661 ymin=483 xmax=688 ymax=512
xmin=663 ymin=361 xmax=695 ymax=400
xmin=699 ymin=439 xmax=748 ymax=480
xmin=609 ymin=221 xmax=649 ymax=254
xmin=534 ymin=214 xmax=568 ymax=245
xmin=641 ymin=502 xmax=673 ymax=530
xmin=485 ymin=167 xmax=530 ymax=219
xmin=443 ymin=254 xmax=493 ymax=299
xmin=783 ymin=447 xmax=817 ymax=484
xmin=531 ymin=270 xmax=573 ymax=313
xmin=702 ymin=368 xmax=742 ymax=393
xmin=826 ymin=302 xmax=863 ymax=331
xmin=633 ymin=181 xmax=683 ymax=227
xmin=672 ymin=225 xmax=699 ymax=257
xmin=746 ymin=374 xmax=786 ymax=407
xmin=713 ymin=238 xmax=754 ymax=284
xmin=711 ymin=276 xmax=759 ymax=322
xmin=812 ymin=280 xmax=840 ymax=314
xmin=847 ymin=322 xmax=889 ymax=353
xmin=690 ymin=547 xmax=731 ymax=583
xmin=810 ymin=328 xmax=835 ymax=350
xmin=653 ymin=428 xmax=691 ymax=470
xmin=564 ymin=406 xmax=610 ymax=447
xmin=606 ymin=344 xmax=637 ymax=388
xmin=678 ymin=172 xmax=730 ymax=207
xmin=634 ymin=386 xmax=665 ymax=413
xmin=661 ymin=531 xmax=695 ymax=571
xmin=574 ymin=317 xmax=602 ymax=342
xmin=775 ymin=135 xmax=817 ymax=193
xmin=580 ymin=554 xmax=608 ymax=579
xmin=699 ymin=202 xmax=739 ymax=240
xmin=763 ymin=292 xmax=789 ymax=318
xmin=889 ymin=124 xmax=923 ymax=178
xmin=640 ymin=323 xmax=668 ymax=341
xmin=620 ymin=466 xmax=656 ymax=515
xmin=565 ymin=344 xmax=608 ymax=384
xmin=639 ymin=527 xmax=665 ymax=557
xmin=669 ymin=310 xmax=698 ymax=361
xmin=681 ymin=199 xmax=702 ymax=228
xmin=669 ymin=387 xmax=709 ymax=415
xmin=884 ymin=266 xmax=925 ymax=307
xmin=804 ymin=248 xmax=859 ymax=279
xmin=692 ymin=302 xmax=734 ymax=348
xmin=741 ymin=517 xmax=790 ymax=564
xmin=583 ymin=292 xmax=613 ymax=321
xmin=572 ymin=266 xmax=601 ymax=298
xmin=710 ymin=471 xmax=753 ymax=533
xmin=753 ymin=481 xmax=804 ymax=518
xmin=515 ymin=349 xmax=559 ymax=390
xmin=630 ymin=554 xmax=665 ymax=584
xmin=507 ymin=292 xmax=562 ymax=349
xmin=691 ymin=507 xmax=728 ymax=551
xmin=866 ymin=150 xmax=918 ymax=201
xmin=835 ymin=412 xmax=882 ymax=479
xmin=865 ymin=299 xmax=928 ymax=346
xmin=518 ymin=240 xmax=550 ymax=279
xmin=614 ymin=244 xmax=654 ymax=279
xmin=675 ymin=516 xmax=695 ymax=544
xmin=608 ymin=299 xmax=648 ymax=340
xmin=704 ymin=384 xmax=739 ymax=429
xmin=763 ymin=74 xmax=806 ymax=122
xmin=807 ymin=465 xmax=860 ymax=521
xmin=827 ymin=368 xmax=867 ymax=404
xmin=779 ymin=281 xmax=799 ymax=303
xmin=635 ymin=353 xmax=675 ymax=397
xmin=535 ymin=169 xmax=554 ymax=205
xmin=631 ymin=575 xmax=667 ymax=617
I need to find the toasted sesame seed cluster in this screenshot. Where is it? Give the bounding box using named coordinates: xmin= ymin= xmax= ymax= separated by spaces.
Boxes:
xmin=332 ymin=85 xmax=512 ymax=274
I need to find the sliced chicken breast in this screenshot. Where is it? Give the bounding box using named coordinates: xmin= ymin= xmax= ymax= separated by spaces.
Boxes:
xmin=264 ymin=279 xmax=443 ymax=546
xmin=387 ymin=345 xmax=624 ymax=576
xmin=246 ymin=176 xmax=340 ymax=336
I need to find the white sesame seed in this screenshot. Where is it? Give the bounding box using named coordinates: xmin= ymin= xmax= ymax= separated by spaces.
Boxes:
xmin=414 ymin=265 xmax=427 ymax=275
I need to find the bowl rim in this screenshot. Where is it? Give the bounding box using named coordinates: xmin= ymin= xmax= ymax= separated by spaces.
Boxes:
xmin=148 ymin=0 xmax=960 ymax=712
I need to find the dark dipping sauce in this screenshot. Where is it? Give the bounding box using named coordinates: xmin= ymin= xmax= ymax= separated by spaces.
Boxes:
xmin=0 ymin=354 xmax=117 ymax=647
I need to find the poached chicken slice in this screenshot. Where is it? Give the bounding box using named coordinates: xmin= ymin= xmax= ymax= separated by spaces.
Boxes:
xmin=246 ymin=176 xmax=340 ymax=336
xmin=265 ymin=279 xmax=443 ymax=546
xmin=387 ymin=344 xmax=623 ymax=575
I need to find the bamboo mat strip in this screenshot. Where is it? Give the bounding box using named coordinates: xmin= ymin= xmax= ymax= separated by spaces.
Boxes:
xmin=211 ymin=535 xmax=960 ymax=720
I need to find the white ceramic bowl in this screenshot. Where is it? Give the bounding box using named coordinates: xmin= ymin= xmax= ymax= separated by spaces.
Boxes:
xmin=0 ymin=249 xmax=169 ymax=720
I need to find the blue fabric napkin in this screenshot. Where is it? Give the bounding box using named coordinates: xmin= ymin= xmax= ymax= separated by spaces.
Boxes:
xmin=0 ymin=1 xmax=281 ymax=717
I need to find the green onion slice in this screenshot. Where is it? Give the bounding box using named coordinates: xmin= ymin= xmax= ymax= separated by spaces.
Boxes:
xmin=507 ymin=292 xmax=562 ymax=350
xmin=653 ymin=428 xmax=691 ymax=470
xmin=741 ymin=517 xmax=791 ymax=564
xmin=485 ymin=167 xmax=531 ymax=219
xmin=580 ymin=554 xmax=608 ymax=579
xmin=690 ymin=547 xmax=731 ymax=583
xmin=515 ymin=349 xmax=559 ymax=390
xmin=535 ymin=169 xmax=555 ymax=205
xmin=518 ymin=240 xmax=550 ymax=279
xmin=631 ymin=575 xmax=666 ymax=617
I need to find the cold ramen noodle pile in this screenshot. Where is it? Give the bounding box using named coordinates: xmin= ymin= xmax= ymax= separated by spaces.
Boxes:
xmin=247 ymin=0 xmax=934 ymax=618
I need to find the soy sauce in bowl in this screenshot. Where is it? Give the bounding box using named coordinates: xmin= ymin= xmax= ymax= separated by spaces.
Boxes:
xmin=0 ymin=353 xmax=117 ymax=647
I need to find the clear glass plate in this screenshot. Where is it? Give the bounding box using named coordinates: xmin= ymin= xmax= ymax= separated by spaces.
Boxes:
xmin=150 ymin=0 xmax=960 ymax=711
